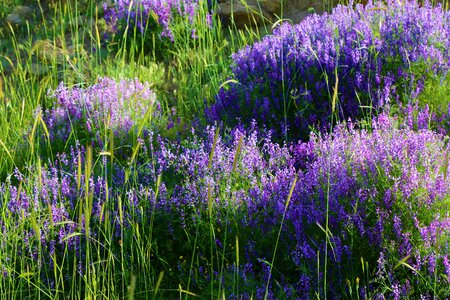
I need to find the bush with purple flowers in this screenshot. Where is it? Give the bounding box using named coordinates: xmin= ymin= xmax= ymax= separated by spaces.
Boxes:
xmin=207 ymin=0 xmax=450 ymax=140
xmin=104 ymin=0 xmax=205 ymax=39
xmin=4 ymin=112 xmax=450 ymax=297
xmin=149 ymin=116 xmax=450 ymax=298
xmin=42 ymin=77 xmax=158 ymax=157
xmin=399 ymin=102 xmax=450 ymax=136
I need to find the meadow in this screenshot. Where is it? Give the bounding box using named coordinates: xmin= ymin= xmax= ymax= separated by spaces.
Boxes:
xmin=0 ymin=0 xmax=449 ymax=298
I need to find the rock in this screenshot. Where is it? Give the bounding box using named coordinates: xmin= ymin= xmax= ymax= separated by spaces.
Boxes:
xmin=284 ymin=0 xmax=324 ymax=24
xmin=284 ymin=10 xmax=316 ymax=25
xmin=5 ymin=6 xmax=34 ymax=27
xmin=286 ymin=0 xmax=321 ymax=14
xmin=259 ymin=0 xmax=281 ymax=15
xmin=218 ymin=1 xmax=270 ymax=28
xmin=217 ymin=0 xmax=326 ymax=28
xmin=5 ymin=5 xmax=33 ymax=26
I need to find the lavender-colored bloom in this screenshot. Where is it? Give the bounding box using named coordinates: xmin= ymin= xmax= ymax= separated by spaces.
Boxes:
xmin=43 ymin=77 xmax=158 ymax=154
xmin=443 ymin=255 xmax=450 ymax=283
xmin=402 ymin=102 xmax=450 ymax=135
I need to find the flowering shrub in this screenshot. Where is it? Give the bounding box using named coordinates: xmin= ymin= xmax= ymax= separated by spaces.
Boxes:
xmin=5 ymin=113 xmax=449 ymax=297
xmin=103 ymin=0 xmax=211 ymax=42
xmin=298 ymin=115 xmax=450 ymax=297
xmin=207 ymin=0 xmax=450 ymax=140
xmin=147 ymin=116 xmax=450 ymax=297
xmin=43 ymin=77 xmax=158 ymax=154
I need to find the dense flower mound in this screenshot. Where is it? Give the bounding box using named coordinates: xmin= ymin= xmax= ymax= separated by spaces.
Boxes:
xmin=146 ymin=117 xmax=450 ymax=297
xmin=3 ymin=115 xmax=449 ymax=297
xmin=207 ymin=0 xmax=450 ymax=140
xmin=43 ymin=77 xmax=158 ymax=152
xmin=103 ymin=0 xmax=210 ymax=41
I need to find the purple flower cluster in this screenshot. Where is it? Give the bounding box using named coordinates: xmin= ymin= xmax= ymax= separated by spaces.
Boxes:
xmin=0 ymin=146 xmax=107 ymax=281
xmin=103 ymin=0 xmax=210 ymax=41
xmin=207 ymin=0 xmax=450 ymax=140
xmin=106 ymin=116 xmax=450 ymax=296
xmin=44 ymin=77 xmax=158 ymax=151
xmin=3 ymin=112 xmax=450 ymax=296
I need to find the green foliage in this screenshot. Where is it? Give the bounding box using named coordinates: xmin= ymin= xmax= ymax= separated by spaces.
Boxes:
xmin=419 ymin=71 xmax=450 ymax=114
